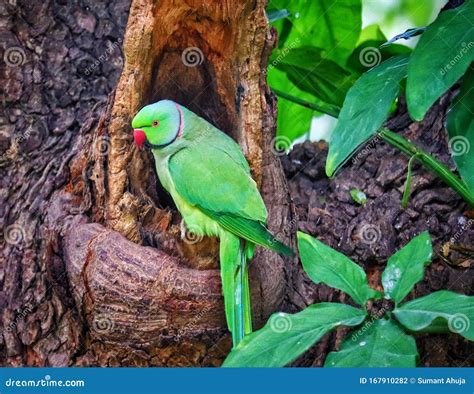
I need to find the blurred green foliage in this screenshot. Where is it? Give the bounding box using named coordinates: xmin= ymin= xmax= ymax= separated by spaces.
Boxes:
xmin=266 ymin=0 xmax=442 ymax=141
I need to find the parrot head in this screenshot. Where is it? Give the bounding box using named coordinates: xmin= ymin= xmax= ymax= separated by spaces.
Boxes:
xmin=131 ymin=100 xmax=183 ymax=149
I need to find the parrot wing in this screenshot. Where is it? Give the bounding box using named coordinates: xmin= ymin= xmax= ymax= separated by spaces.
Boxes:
xmin=168 ymin=142 xmax=294 ymax=256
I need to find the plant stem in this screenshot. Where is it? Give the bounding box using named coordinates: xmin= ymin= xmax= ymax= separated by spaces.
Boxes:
xmin=379 ymin=129 xmax=474 ymax=206
xmin=272 ymin=89 xmax=340 ymax=118
xmin=401 ymin=154 xmax=419 ymax=208
xmin=276 ymin=91 xmax=474 ymax=206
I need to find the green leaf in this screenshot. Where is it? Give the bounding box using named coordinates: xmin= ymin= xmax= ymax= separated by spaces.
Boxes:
xmin=446 ymin=65 xmax=474 ymax=195
xmin=270 ymin=0 xmax=362 ymax=64
xmin=393 ymin=291 xmax=474 ymax=341
xmin=382 ymin=231 xmax=432 ymax=304
xmin=356 ymin=24 xmax=387 ymax=45
xmin=273 ymin=46 xmax=357 ymax=109
xmin=326 ymin=55 xmax=409 ymax=177
xmin=223 ymin=303 xmax=366 ymax=368
xmin=297 ymin=232 xmax=380 ymax=306
xmin=407 ymin=1 xmax=474 ymax=121
xmin=350 ymin=189 xmax=367 ymax=205
xmin=346 ymin=40 xmax=411 ymax=74
xmin=346 ymin=24 xmax=411 ymax=75
xmin=268 ymin=68 xmax=313 ymax=141
xmin=325 ymin=319 xmax=418 ymax=367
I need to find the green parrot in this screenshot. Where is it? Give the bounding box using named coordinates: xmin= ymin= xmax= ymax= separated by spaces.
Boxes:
xmin=131 ymin=100 xmax=294 ymax=347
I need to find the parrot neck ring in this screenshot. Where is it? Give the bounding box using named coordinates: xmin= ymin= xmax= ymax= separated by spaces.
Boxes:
xmin=135 ymin=103 xmax=184 ymax=150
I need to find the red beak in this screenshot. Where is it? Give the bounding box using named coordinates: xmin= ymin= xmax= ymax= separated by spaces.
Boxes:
xmin=133 ymin=129 xmax=146 ymax=149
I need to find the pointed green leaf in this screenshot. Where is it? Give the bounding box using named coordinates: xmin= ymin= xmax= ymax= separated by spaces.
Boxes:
xmin=325 ymin=319 xmax=418 ymax=367
xmin=326 ymin=55 xmax=409 ymax=177
xmin=393 ymin=291 xmax=474 ymax=341
xmin=223 ymin=303 xmax=366 ymax=367
xmin=382 ymin=231 xmax=432 ymax=304
xmin=407 ymin=1 xmax=474 ymax=121
xmin=446 ymin=65 xmax=474 ymax=195
xmin=381 ymin=27 xmax=426 ymax=47
xmin=297 ymin=232 xmax=380 ymax=306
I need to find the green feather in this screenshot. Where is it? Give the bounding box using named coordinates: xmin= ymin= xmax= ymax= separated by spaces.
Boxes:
xmin=132 ymin=100 xmax=294 ymax=347
xmin=202 ymin=209 xmax=295 ymax=257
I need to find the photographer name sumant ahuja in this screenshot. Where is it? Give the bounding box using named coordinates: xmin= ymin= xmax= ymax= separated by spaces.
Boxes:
xmin=416 ymin=377 xmax=467 ymax=385
xmin=359 ymin=376 xmax=468 ymax=385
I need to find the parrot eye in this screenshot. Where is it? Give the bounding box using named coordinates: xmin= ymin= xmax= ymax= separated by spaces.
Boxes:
xmin=152 ymin=120 xmax=160 ymax=128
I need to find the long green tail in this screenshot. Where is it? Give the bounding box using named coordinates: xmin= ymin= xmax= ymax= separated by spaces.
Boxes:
xmin=220 ymin=232 xmax=252 ymax=347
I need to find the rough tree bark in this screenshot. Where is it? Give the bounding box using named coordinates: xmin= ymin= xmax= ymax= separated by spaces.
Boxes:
xmin=1 ymin=0 xmax=295 ymax=366
xmin=2 ymin=0 xmax=471 ymax=369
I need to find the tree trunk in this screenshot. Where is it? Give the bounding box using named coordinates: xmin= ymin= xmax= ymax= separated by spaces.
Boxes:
xmin=1 ymin=0 xmax=295 ymax=367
